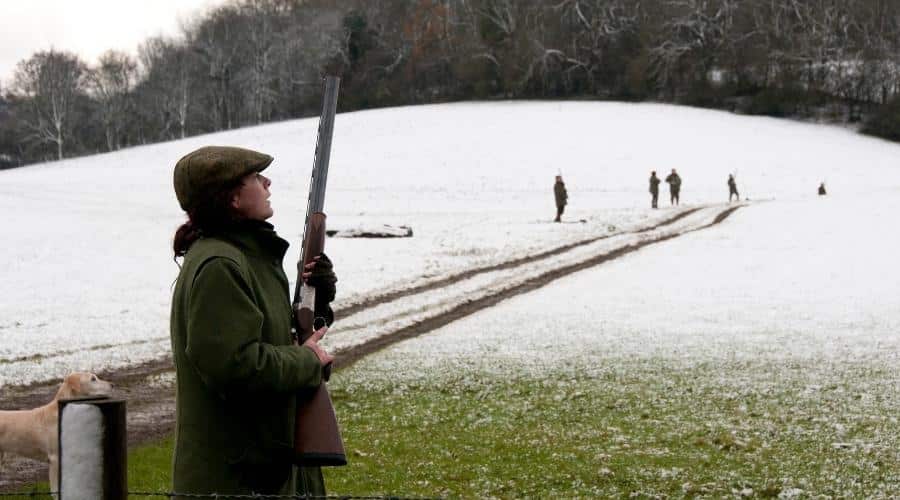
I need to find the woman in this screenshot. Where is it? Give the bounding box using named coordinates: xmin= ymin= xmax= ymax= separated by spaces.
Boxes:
xmin=169 ymin=145 xmax=336 ymax=496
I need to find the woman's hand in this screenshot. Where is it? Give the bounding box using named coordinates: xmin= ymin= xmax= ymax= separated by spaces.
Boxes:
xmin=302 ymin=254 xmax=336 ymax=290
xmin=302 ymin=253 xmax=337 ymax=326
xmin=302 ymin=325 xmax=334 ymax=367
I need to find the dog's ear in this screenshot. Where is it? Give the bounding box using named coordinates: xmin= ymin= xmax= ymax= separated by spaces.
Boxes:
xmin=56 ymin=373 xmax=75 ymax=399
xmin=66 ymin=372 xmax=82 ymax=394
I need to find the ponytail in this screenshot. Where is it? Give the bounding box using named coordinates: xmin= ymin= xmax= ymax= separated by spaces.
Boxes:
xmin=171 ymin=179 xmax=245 ymax=259
xmin=173 ymin=220 xmax=201 ymax=258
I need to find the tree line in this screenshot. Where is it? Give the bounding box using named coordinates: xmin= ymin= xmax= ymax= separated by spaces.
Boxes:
xmin=2 ymin=0 xmax=900 ymax=169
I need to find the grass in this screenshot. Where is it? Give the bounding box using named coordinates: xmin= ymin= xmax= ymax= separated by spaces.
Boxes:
xmin=127 ymin=436 xmax=174 ymax=496
xmin=8 ymin=359 xmax=898 ymax=498
xmin=3 ymin=438 xmax=174 ymax=499
xmin=325 ymin=357 xmax=900 ymax=498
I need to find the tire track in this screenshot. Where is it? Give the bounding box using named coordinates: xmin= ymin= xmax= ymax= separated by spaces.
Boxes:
xmin=0 ymin=338 xmax=164 ymax=365
xmin=337 ymin=207 xmax=702 ymax=317
xmin=333 ymin=204 xmax=743 ymax=369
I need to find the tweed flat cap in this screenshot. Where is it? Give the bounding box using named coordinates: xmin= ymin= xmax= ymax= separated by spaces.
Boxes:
xmin=174 ymin=146 xmax=273 ymax=211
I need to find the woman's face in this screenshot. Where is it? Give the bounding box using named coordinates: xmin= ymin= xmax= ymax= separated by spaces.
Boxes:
xmin=231 ymin=172 xmax=273 ymax=221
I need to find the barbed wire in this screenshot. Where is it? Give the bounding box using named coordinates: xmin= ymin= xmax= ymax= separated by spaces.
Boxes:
xmin=129 ymin=493 xmax=432 ymax=499
xmin=0 ymin=492 xmax=437 ymax=500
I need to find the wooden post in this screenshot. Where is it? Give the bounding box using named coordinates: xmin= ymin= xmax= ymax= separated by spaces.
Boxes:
xmin=58 ymin=397 xmax=127 ymax=500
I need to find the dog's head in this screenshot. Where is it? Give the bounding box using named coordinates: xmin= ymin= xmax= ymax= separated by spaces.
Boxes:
xmin=56 ymin=372 xmax=114 ymax=400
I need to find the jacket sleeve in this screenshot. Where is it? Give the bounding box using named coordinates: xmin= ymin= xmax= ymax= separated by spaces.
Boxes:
xmin=185 ymin=257 xmax=322 ymax=399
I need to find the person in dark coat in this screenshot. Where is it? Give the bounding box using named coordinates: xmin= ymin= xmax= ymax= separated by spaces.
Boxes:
xmin=169 ymin=146 xmax=336 ymax=497
xmin=728 ymin=174 xmax=739 ymax=202
xmin=649 ymin=171 xmax=661 ymax=208
xmin=665 ymin=169 xmax=682 ymax=206
xmin=818 ymin=182 xmax=827 ymax=195
xmin=553 ymin=175 xmax=568 ymax=222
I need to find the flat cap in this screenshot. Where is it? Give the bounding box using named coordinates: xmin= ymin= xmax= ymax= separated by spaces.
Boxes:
xmin=174 ymin=146 xmax=273 ymax=211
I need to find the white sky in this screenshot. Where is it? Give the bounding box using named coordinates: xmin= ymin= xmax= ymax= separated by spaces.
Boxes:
xmin=0 ymin=0 xmax=228 ymax=87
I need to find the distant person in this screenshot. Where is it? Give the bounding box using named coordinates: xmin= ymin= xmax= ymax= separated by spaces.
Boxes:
xmin=554 ymin=175 xmax=568 ymax=222
xmin=665 ymin=169 xmax=682 ymax=206
xmin=728 ymin=174 xmax=739 ymax=202
xmin=649 ymin=171 xmax=660 ymax=209
xmin=818 ymin=182 xmax=827 ymax=196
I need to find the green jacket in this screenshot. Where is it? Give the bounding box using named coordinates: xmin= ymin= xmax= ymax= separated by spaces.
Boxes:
xmin=554 ymin=181 xmax=568 ymax=207
xmin=665 ymin=173 xmax=682 ymax=190
xmin=649 ymin=175 xmax=660 ymax=193
xmin=169 ymin=221 xmax=325 ymax=496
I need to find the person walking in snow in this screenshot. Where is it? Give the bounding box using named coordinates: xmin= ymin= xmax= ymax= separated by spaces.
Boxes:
xmin=649 ymin=171 xmax=661 ymax=209
xmin=665 ymin=169 xmax=682 ymax=206
xmin=818 ymin=182 xmax=827 ymax=196
xmin=554 ymin=174 xmax=568 ymax=222
xmin=169 ymin=146 xmax=337 ymax=497
xmin=728 ymin=174 xmax=739 ymax=202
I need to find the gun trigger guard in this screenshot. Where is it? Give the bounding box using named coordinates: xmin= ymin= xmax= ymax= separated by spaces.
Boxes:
xmin=313 ymin=316 xmax=328 ymax=331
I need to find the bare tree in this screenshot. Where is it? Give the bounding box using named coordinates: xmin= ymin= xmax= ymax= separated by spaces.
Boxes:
xmin=188 ymin=4 xmax=243 ymax=130
xmin=649 ymin=0 xmax=739 ymax=94
xmin=138 ymin=36 xmax=195 ymax=140
xmin=12 ymin=50 xmax=87 ymax=160
xmin=276 ymin=2 xmax=344 ymax=114
xmin=554 ymin=0 xmax=643 ymax=94
xmin=0 ymin=89 xmax=25 ymax=169
xmin=233 ymin=0 xmax=289 ymax=124
xmin=856 ymin=0 xmax=900 ymax=104
xmin=88 ymin=51 xmax=137 ymax=151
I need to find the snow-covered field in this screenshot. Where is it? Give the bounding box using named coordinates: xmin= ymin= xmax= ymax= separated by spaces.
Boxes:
xmin=350 ymin=192 xmax=900 ymax=374
xmin=1 ymin=101 xmax=899 ymax=390
xmin=333 ymin=192 xmax=900 ymax=497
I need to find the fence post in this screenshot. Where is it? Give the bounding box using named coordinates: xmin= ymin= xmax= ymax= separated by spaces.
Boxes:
xmin=58 ymin=397 xmax=127 ymax=500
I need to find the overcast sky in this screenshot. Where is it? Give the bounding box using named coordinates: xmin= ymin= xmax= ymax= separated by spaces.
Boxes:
xmin=0 ymin=0 xmax=228 ymax=87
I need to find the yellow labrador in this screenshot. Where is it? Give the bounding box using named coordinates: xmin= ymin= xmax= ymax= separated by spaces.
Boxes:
xmin=0 ymin=372 xmax=113 ymax=492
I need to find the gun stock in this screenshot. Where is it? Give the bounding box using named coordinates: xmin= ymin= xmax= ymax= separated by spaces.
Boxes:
xmin=292 ymin=76 xmax=346 ymax=467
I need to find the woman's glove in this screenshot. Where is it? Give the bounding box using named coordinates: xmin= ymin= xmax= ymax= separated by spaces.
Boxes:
xmin=305 ymin=253 xmax=337 ymax=325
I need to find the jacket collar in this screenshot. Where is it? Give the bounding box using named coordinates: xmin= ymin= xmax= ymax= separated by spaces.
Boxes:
xmin=213 ymin=220 xmax=289 ymax=260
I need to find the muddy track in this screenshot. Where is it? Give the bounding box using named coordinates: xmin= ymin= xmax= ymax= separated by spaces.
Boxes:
xmin=333 ymin=205 xmax=741 ymax=369
xmin=337 ymin=207 xmax=702 ymax=317
xmin=0 ymin=204 xmax=741 ymax=493
xmin=0 ymin=339 xmax=164 ymax=366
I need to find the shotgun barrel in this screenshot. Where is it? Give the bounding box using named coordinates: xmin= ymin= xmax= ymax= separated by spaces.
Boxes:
xmin=292 ymin=75 xmax=346 ymax=467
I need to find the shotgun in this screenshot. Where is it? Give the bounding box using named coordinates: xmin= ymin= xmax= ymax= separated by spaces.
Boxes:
xmin=292 ymin=75 xmax=346 ymax=466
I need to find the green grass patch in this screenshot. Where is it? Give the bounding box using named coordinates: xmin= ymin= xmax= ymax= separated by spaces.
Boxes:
xmin=127 ymin=436 xmax=174 ymax=496
xmin=8 ymin=360 xmax=898 ymax=498
xmin=3 ymin=437 xmax=175 ymax=499
xmin=324 ymin=359 xmax=900 ymax=498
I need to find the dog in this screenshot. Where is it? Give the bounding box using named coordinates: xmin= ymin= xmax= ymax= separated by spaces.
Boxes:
xmin=0 ymin=371 xmax=113 ymax=493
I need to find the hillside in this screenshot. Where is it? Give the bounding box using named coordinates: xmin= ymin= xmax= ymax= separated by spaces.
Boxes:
xmin=1 ymin=101 xmax=899 ymax=388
